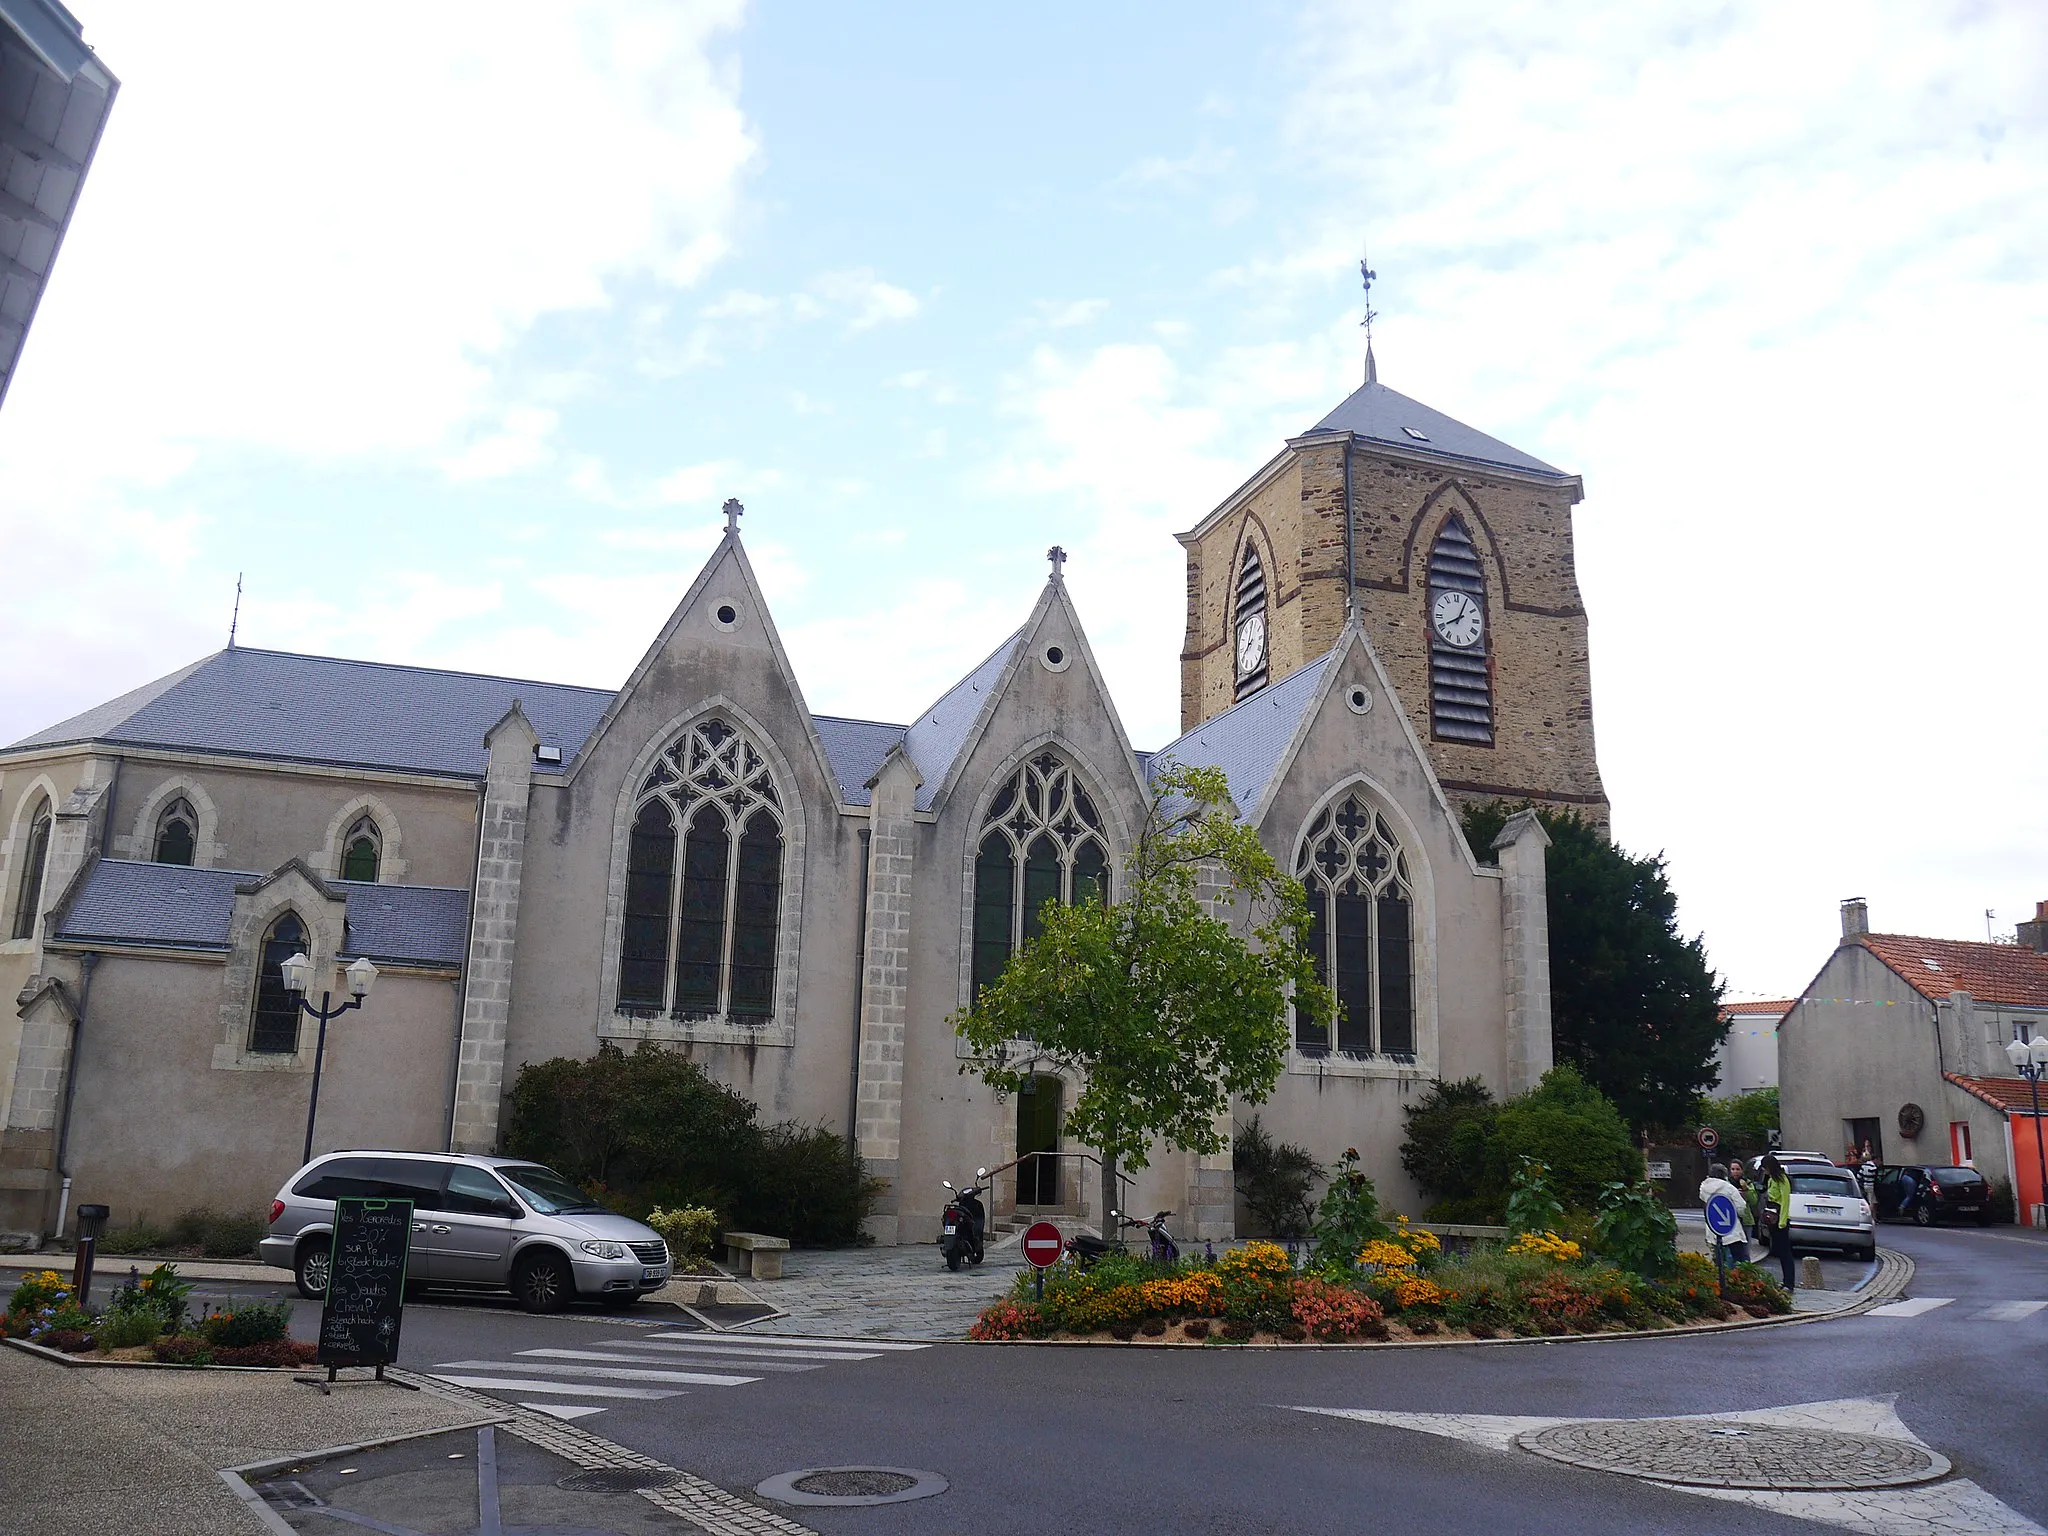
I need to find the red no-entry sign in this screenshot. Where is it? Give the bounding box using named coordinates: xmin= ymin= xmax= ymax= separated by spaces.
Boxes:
xmin=1021 ymin=1220 xmax=1065 ymax=1269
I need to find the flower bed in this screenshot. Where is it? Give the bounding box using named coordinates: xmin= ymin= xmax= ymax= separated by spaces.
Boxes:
xmin=1 ymin=1264 xmax=316 ymax=1368
xmin=970 ymin=1237 xmax=1791 ymax=1345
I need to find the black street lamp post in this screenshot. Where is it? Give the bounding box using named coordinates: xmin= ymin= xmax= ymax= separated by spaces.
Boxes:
xmin=2005 ymin=1033 xmax=2048 ymax=1231
xmin=282 ymin=951 xmax=379 ymax=1165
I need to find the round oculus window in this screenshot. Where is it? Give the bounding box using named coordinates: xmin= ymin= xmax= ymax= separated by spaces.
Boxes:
xmin=1345 ymin=684 xmax=1372 ymax=715
xmin=712 ymin=602 xmax=740 ymax=630
xmin=1041 ymin=644 xmax=1070 ymax=672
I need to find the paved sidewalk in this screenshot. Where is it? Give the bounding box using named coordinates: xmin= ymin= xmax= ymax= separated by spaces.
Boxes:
xmin=0 ymin=1344 xmax=497 ymax=1536
xmin=729 ymin=1240 xmax=1024 ymax=1340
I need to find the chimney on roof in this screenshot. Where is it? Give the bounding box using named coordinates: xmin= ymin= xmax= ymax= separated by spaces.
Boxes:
xmin=1841 ymin=897 xmax=1869 ymax=938
xmin=2018 ymin=900 xmax=2048 ymax=955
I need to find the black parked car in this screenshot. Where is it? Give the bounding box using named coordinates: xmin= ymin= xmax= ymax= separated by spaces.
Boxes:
xmin=1872 ymin=1164 xmax=1993 ymax=1226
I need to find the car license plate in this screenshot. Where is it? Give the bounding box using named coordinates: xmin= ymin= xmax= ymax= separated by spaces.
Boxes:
xmin=642 ymin=1267 xmax=663 ymax=1282
xmin=1810 ymin=1204 xmax=1842 ymax=1214
xmin=1957 ymin=1205 xmax=1979 ymax=1213
xmin=943 ymin=1224 xmax=957 ymax=1235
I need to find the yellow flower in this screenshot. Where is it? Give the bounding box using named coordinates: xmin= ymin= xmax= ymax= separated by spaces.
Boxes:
xmin=1359 ymin=1239 xmax=1418 ymax=1270
xmin=1506 ymin=1230 xmax=1582 ymax=1262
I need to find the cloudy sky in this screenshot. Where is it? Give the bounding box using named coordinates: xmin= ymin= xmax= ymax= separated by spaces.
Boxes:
xmin=3 ymin=2 xmax=2043 ymax=1000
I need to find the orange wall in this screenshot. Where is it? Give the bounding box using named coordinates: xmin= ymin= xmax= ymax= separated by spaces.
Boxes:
xmin=2015 ymin=1116 xmax=2047 ymax=1221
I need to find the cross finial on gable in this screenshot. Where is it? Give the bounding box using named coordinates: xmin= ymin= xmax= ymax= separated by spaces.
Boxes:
xmin=1047 ymin=544 xmax=1067 ymax=580
xmin=723 ymin=497 xmax=744 ymax=532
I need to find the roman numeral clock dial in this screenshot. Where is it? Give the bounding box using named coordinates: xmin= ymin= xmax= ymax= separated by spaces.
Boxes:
xmin=1431 ymin=590 xmax=1484 ymax=649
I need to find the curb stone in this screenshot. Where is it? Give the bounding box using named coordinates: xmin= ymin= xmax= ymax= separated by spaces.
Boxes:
xmin=966 ymin=1246 xmax=1917 ymax=1350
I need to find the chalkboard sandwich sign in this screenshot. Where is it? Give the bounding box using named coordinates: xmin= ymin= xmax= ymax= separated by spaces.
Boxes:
xmin=310 ymin=1196 xmax=415 ymax=1388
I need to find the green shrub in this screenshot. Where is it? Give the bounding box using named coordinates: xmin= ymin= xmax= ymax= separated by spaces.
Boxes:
xmin=1487 ymin=1067 xmax=1642 ymax=1212
xmin=96 ymin=1223 xmax=170 ymax=1256
xmin=151 ymin=1335 xmax=214 ymax=1365
xmin=1700 ymin=1086 xmax=1778 ymax=1154
xmin=1503 ymin=1158 xmax=1566 ymax=1237
xmin=1308 ymin=1149 xmax=1388 ymax=1273
xmin=1233 ymin=1116 xmax=1321 ymax=1237
xmin=1400 ymin=1077 xmax=1499 ymax=1212
xmin=165 ymin=1209 xmax=266 ymax=1259
xmin=504 ymin=1043 xmax=880 ymax=1245
xmin=1987 ymin=1178 xmax=2017 ymax=1225
xmin=96 ymin=1308 xmax=163 ymax=1349
xmin=128 ymin=1264 xmax=194 ymax=1334
xmin=645 ymin=1206 xmax=720 ymax=1266
xmin=198 ymin=1301 xmax=290 ymax=1348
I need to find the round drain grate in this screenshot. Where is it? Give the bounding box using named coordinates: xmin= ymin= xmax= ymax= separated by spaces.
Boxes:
xmin=794 ymin=1470 xmax=918 ymax=1498
xmin=556 ymin=1468 xmax=683 ymax=1493
xmin=757 ymin=1465 xmax=949 ymax=1507
xmin=1515 ymin=1419 xmax=1949 ymax=1491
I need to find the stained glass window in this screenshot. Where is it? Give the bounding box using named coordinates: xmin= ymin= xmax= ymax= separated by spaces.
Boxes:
xmin=1294 ymin=795 xmax=1415 ymax=1059
xmin=339 ymin=815 xmax=381 ymax=882
xmin=10 ymin=800 xmax=51 ymax=941
xmin=968 ymin=754 xmax=1111 ymax=995
xmin=154 ymin=799 xmax=197 ymax=866
xmin=249 ymin=912 xmax=307 ymax=1054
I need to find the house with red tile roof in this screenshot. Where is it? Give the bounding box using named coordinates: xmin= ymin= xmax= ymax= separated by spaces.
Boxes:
xmin=1779 ymin=899 xmax=2048 ymax=1222
xmin=1714 ymin=999 xmax=1792 ymax=1095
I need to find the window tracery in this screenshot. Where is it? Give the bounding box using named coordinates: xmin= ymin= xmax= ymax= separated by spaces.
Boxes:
xmin=10 ymin=797 xmax=52 ymax=941
xmin=154 ymin=799 xmax=198 ymax=867
xmin=339 ymin=816 xmax=381 ymax=883
xmin=618 ymin=717 xmax=784 ymax=1021
xmin=1295 ymin=793 xmax=1414 ymax=1060
xmin=971 ymin=753 xmax=1109 ymax=998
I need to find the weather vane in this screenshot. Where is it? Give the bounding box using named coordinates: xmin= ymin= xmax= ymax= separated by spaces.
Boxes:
xmin=1360 ymin=251 xmax=1379 ymax=384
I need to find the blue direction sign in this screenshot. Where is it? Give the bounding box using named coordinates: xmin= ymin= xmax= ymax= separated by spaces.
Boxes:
xmin=1705 ymin=1192 xmax=1742 ymax=1242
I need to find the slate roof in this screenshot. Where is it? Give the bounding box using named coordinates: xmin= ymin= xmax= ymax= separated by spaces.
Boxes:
xmin=1854 ymin=934 xmax=2048 ymax=1010
xmin=1148 ymin=654 xmax=1332 ymax=817
xmin=813 ymin=714 xmax=910 ymax=808
xmin=5 ymin=647 xmax=617 ymax=779
xmin=1307 ymin=379 xmax=1568 ymax=480
xmin=902 ymin=632 xmax=1021 ymax=812
xmin=52 ymin=859 xmax=469 ymax=968
xmin=1946 ymin=1074 xmax=2048 ymax=1117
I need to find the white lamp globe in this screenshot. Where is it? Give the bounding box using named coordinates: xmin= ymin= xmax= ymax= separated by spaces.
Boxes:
xmin=281 ymin=951 xmax=312 ymax=994
xmin=346 ymin=955 xmax=378 ymax=1000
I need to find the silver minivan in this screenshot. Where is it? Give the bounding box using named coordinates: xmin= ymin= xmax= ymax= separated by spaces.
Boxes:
xmin=259 ymin=1150 xmax=672 ymax=1313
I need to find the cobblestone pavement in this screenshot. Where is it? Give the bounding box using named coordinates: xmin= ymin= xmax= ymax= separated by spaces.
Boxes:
xmin=721 ymin=1239 xmax=1025 ymax=1340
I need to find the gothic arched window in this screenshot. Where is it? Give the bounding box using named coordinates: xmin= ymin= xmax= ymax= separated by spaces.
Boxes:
xmin=249 ymin=911 xmax=307 ymax=1054
xmin=1233 ymin=542 xmax=1269 ymax=700
xmin=339 ymin=816 xmax=381 ymax=882
xmin=154 ymin=799 xmax=198 ymax=866
xmin=1426 ymin=515 xmax=1493 ymax=745
xmin=10 ymin=797 xmax=52 ymax=941
xmin=616 ymin=717 xmax=785 ymax=1021
xmin=1294 ymin=794 xmax=1415 ymax=1060
xmin=970 ymin=753 xmax=1110 ymax=997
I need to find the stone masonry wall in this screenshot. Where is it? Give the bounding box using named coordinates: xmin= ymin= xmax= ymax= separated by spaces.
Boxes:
xmin=854 ymin=749 xmax=919 ymax=1244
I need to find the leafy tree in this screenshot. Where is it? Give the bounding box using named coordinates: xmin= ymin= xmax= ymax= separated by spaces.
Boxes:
xmin=1462 ymin=802 xmax=1726 ymax=1132
xmin=955 ymin=763 xmax=1333 ymax=1234
xmin=1702 ymin=1085 xmax=1780 ymax=1153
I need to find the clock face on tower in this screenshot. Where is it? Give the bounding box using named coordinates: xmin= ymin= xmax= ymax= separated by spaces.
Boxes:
xmin=1431 ymin=589 xmax=1484 ymax=649
xmin=1236 ymin=610 xmax=1267 ymax=676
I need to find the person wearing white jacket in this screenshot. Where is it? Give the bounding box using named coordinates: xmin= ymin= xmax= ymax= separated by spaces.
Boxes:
xmin=1699 ymin=1163 xmax=1754 ymax=1264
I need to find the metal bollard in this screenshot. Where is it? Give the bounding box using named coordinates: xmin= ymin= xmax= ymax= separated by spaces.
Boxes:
xmin=71 ymin=1204 xmax=110 ymax=1311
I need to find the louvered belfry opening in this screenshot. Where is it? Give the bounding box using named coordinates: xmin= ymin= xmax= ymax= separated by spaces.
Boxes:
xmin=1233 ymin=544 xmax=1268 ymax=700
xmin=1426 ymin=516 xmax=1493 ymax=745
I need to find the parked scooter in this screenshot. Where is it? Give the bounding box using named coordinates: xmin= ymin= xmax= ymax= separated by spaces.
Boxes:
xmin=939 ymin=1169 xmax=989 ymax=1271
xmin=1064 ymin=1209 xmax=1180 ymax=1267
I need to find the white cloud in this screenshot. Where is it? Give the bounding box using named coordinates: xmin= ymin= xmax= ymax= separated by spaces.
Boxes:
xmin=1036 ymin=298 xmax=1109 ymax=329
xmin=812 ymin=268 xmax=921 ymax=331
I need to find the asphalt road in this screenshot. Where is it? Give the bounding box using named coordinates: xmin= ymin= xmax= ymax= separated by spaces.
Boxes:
xmin=14 ymin=1224 xmax=2044 ymax=1533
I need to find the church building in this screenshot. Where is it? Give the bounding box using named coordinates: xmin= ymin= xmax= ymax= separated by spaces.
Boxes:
xmin=0 ymin=354 xmax=1603 ymax=1250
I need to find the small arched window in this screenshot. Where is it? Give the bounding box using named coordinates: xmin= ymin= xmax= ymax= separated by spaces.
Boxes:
xmin=1295 ymin=794 xmax=1414 ymax=1060
xmin=970 ymin=753 xmax=1110 ymax=998
xmin=1425 ymin=515 xmax=1493 ymax=745
xmin=10 ymin=797 xmax=53 ymax=941
xmin=339 ymin=816 xmax=381 ymax=883
xmin=1233 ymin=542 xmax=1269 ymax=700
xmin=153 ymin=799 xmax=198 ymax=866
xmin=249 ymin=911 xmax=307 ymax=1054
xmin=616 ymin=716 xmax=785 ymax=1021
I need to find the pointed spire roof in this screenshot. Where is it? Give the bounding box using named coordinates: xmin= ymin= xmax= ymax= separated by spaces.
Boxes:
xmin=1304 ymin=376 xmax=1568 ymax=480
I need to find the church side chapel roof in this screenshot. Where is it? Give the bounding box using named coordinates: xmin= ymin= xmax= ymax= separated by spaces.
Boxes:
xmin=1305 ymin=377 xmax=1569 ymax=480
xmin=812 ymin=713 xmax=911 ymax=807
xmin=902 ymin=630 xmax=1023 ymax=812
xmin=52 ymin=859 xmax=470 ymax=968
xmin=1149 ymin=653 xmax=1334 ymax=818
xmin=4 ymin=646 xmax=616 ymax=779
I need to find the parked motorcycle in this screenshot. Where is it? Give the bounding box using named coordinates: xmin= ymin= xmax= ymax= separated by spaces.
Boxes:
xmin=1064 ymin=1209 xmax=1180 ymax=1267
xmin=939 ymin=1168 xmax=989 ymax=1271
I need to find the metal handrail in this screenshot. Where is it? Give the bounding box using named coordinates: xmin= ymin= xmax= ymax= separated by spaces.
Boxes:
xmin=986 ymin=1150 xmax=1134 ymax=1223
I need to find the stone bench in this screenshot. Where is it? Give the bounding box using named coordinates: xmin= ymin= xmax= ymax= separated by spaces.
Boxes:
xmin=722 ymin=1231 xmax=790 ymax=1280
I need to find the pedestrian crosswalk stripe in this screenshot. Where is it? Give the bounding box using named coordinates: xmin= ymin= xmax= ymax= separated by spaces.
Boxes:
xmin=436 ymin=1358 xmax=760 ymax=1387
xmin=1864 ymin=1298 xmax=1955 ymax=1317
xmin=520 ymin=1347 xmax=821 ymax=1372
xmin=428 ymin=1375 xmax=684 ymax=1401
xmin=614 ymin=1339 xmax=882 ymax=1362
xmin=520 ymin=1403 xmax=606 ymax=1422
xmin=650 ymin=1330 xmax=929 ymax=1351
xmin=1972 ymin=1300 xmax=2047 ymax=1322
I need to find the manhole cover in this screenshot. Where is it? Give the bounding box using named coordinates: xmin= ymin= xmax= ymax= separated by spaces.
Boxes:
xmin=556 ymin=1468 xmax=683 ymax=1493
xmin=757 ymin=1466 xmax=948 ymax=1507
xmin=1515 ymin=1419 xmax=1950 ymax=1490
xmin=795 ymin=1471 xmax=917 ymax=1497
